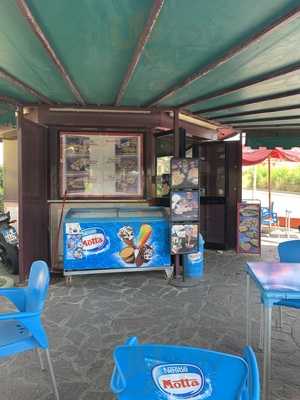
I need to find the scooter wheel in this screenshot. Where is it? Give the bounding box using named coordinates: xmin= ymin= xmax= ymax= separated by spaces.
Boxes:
xmin=0 ymin=246 xmax=8 ymax=267
xmin=7 ymin=251 xmax=19 ymax=275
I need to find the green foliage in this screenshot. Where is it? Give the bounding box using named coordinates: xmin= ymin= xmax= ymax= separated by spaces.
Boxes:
xmin=0 ymin=166 xmax=3 ymax=211
xmin=243 ymin=164 xmax=300 ymax=193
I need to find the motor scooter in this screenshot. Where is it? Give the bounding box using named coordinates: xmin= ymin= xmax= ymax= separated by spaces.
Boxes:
xmin=0 ymin=211 xmax=18 ymax=274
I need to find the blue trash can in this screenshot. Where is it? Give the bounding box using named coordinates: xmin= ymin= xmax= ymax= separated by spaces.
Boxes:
xmin=183 ymin=234 xmax=205 ymax=279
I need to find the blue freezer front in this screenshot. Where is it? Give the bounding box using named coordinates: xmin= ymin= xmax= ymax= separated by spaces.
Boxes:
xmin=64 ymin=208 xmax=170 ymax=272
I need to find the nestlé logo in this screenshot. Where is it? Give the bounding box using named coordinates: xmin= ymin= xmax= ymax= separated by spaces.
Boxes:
xmin=152 ymin=363 xmax=204 ymax=399
xmin=82 ymin=228 xmax=109 ymax=254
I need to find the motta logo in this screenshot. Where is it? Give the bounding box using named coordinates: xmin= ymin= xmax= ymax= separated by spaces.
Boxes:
xmin=81 ymin=228 xmax=109 ymax=253
xmin=152 ymin=364 xmax=205 ymax=399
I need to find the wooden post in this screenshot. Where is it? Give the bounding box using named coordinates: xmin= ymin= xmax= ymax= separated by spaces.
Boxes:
xmin=174 ymin=109 xmax=180 ymax=156
xmin=173 ymin=109 xmax=181 ymax=279
xmin=17 ymin=106 xmax=25 ymax=282
xmin=268 ymin=156 xmax=271 ymax=210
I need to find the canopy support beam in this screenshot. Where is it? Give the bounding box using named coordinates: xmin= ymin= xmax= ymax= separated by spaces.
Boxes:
xmin=235 ymin=124 xmax=300 ymax=129
xmin=114 ymin=0 xmax=164 ymax=106
xmin=0 ymin=95 xmax=21 ymax=107
xmin=0 ymin=67 xmax=52 ymax=104
xmin=222 ymin=114 xmax=300 ymax=125
xmin=16 ymin=0 xmax=86 ymax=105
xmin=212 ymin=104 xmax=300 ymax=120
xmin=146 ymin=6 xmax=300 ymax=107
xmin=193 ymin=89 xmax=300 ymax=115
xmin=178 ymin=63 xmax=300 ymax=109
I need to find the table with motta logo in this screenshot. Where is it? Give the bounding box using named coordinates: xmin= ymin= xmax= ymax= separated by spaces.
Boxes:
xmin=63 ymin=207 xmax=172 ymax=279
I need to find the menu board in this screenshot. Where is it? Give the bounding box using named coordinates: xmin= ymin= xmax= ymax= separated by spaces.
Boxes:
xmin=171 ymin=224 xmax=199 ymax=254
xmin=170 ymin=158 xmax=200 ymax=255
xmin=171 ymin=158 xmax=199 ymax=189
xmin=60 ymin=132 xmax=143 ymax=197
xmin=237 ymin=201 xmax=261 ymax=254
xmin=171 ymin=191 xmax=199 ymax=222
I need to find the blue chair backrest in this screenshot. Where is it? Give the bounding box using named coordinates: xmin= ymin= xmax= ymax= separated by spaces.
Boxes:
xmin=261 ymin=207 xmax=277 ymax=223
xmin=278 ymin=240 xmax=300 ymax=263
xmin=26 ymin=260 xmax=50 ymax=313
xmin=112 ymin=342 xmax=249 ymax=399
xmin=261 ymin=207 xmax=270 ymax=217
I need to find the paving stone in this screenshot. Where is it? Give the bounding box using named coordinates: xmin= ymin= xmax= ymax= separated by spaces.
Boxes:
xmin=1 ymin=240 xmax=300 ymax=399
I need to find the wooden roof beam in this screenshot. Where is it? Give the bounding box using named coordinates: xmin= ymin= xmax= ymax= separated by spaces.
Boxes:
xmin=17 ymin=0 xmax=86 ymax=105
xmin=234 ymin=123 xmax=300 ymax=129
xmin=0 ymin=95 xmax=21 ymax=107
xmin=179 ymin=63 xmax=300 ymax=109
xmin=146 ymin=5 xmax=300 ymax=107
xmin=114 ymin=0 xmax=164 ymax=106
xmin=213 ymin=104 xmax=300 ymax=120
xmin=0 ymin=67 xmax=52 ymax=104
xmin=193 ymin=89 xmax=300 ymax=115
xmin=222 ymin=114 xmax=300 ymax=124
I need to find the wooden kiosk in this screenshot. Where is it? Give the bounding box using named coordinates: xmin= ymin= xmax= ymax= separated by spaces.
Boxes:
xmin=10 ymin=106 xmax=230 ymax=281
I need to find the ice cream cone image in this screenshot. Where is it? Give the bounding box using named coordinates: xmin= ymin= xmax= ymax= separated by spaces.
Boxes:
xmin=135 ymin=252 xmax=144 ymax=267
xmin=119 ymin=246 xmax=135 ymax=263
xmin=136 ymin=225 xmax=153 ymax=267
xmin=123 ymin=238 xmax=134 ymax=246
xmin=136 ymin=244 xmax=154 ymax=267
xmin=118 ymin=226 xmax=135 ymax=247
xmin=137 ymin=224 xmax=152 ymax=248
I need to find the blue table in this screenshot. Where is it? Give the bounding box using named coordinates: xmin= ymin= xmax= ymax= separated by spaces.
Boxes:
xmin=246 ymin=262 xmax=300 ymax=400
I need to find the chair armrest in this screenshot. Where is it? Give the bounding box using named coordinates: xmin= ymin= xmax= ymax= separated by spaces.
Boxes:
xmin=243 ymin=346 xmax=260 ymax=400
xmin=0 ymin=311 xmax=40 ymax=321
xmin=111 ymin=337 xmax=139 ymax=394
xmin=0 ymin=288 xmax=26 ymax=311
xmin=124 ymin=336 xmax=139 ymax=346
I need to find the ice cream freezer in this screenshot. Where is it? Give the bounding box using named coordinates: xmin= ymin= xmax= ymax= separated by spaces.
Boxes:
xmin=63 ymin=207 xmax=172 ymax=280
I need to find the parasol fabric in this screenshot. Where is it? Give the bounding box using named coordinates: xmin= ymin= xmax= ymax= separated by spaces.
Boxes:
xmin=242 ymin=147 xmax=300 ymax=166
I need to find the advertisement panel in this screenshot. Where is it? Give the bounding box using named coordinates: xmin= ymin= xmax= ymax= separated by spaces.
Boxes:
xmin=64 ymin=220 xmax=170 ymax=271
xmin=237 ymin=201 xmax=261 ymax=254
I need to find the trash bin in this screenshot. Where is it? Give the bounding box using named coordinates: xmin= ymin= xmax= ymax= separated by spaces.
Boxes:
xmin=183 ymin=234 xmax=205 ymax=279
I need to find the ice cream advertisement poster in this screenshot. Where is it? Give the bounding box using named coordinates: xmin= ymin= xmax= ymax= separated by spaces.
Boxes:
xmin=64 ymin=221 xmax=170 ymax=270
xmin=237 ymin=202 xmax=261 ymax=255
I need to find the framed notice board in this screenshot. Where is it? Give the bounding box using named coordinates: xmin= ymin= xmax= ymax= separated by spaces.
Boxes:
xmin=59 ymin=132 xmax=143 ymax=198
xmin=237 ymin=201 xmax=261 ymax=255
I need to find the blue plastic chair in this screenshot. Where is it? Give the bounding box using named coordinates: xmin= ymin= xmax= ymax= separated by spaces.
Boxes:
xmin=0 ymin=260 xmax=59 ymax=399
xmin=111 ymin=337 xmax=260 ymax=400
xmin=277 ymin=240 xmax=300 ymax=321
xmin=261 ymin=207 xmax=278 ymax=229
xmin=278 ymin=240 xmax=300 ymax=263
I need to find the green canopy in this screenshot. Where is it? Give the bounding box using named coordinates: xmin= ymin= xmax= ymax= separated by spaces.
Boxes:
xmin=0 ymin=111 xmax=16 ymax=128
xmin=0 ymin=0 xmax=300 ymax=135
xmin=246 ymin=131 xmax=300 ymax=149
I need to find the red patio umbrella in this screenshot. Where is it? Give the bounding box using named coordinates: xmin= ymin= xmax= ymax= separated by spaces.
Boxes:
xmin=242 ymin=147 xmax=300 ymax=210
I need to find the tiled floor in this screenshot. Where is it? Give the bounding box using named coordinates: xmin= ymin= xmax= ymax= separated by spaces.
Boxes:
xmin=0 ymin=239 xmax=299 ymax=399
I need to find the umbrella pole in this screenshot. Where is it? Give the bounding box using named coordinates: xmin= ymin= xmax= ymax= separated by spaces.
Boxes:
xmin=268 ymin=156 xmax=271 ymax=211
xmin=252 ymin=164 xmax=257 ymax=199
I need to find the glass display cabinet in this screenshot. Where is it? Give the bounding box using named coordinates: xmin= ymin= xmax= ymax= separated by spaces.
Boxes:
xmin=198 ymin=140 xmax=242 ymax=250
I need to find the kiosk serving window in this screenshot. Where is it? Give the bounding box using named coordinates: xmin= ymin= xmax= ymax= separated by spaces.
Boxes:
xmin=60 ymin=132 xmax=143 ymax=198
